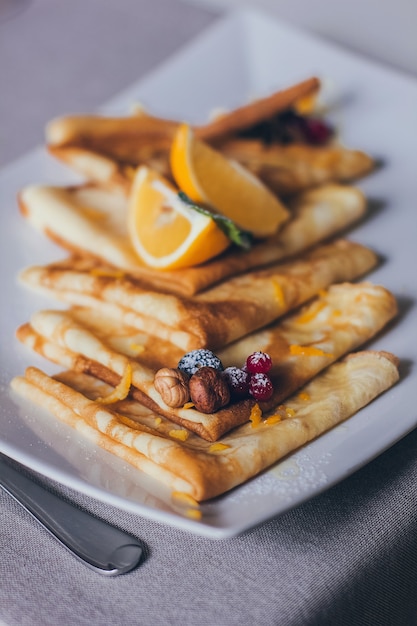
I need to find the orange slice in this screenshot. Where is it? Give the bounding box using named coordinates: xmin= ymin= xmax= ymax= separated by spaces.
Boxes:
xmin=127 ymin=166 xmax=230 ymax=270
xmin=170 ymin=123 xmax=289 ymax=237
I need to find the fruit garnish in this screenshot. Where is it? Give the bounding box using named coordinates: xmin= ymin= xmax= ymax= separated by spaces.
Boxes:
xmin=178 ymin=192 xmax=252 ymax=250
xmin=299 ymin=116 xmax=333 ymax=145
xmin=223 ymin=366 xmax=250 ymax=399
xmin=249 ymin=403 xmax=263 ymax=428
xmin=293 ymin=91 xmax=318 ymax=115
xmin=209 ymin=442 xmax=231 ymax=453
xmin=289 ymin=345 xmax=334 ymax=357
xmin=238 ymin=109 xmax=333 ymax=146
xmin=170 ymin=123 xmax=289 ymax=237
xmin=96 ymin=363 xmax=132 ymax=404
xmin=185 ymin=508 xmax=202 ymax=520
xmin=178 ymin=349 xmax=223 ymax=376
xmin=169 ymin=429 xmax=189 ymax=442
xmin=172 ymin=491 xmax=199 ymax=507
xmin=127 ymin=166 xmax=230 ymax=270
xmin=245 ymin=351 xmax=272 ymax=374
xmin=264 ymin=414 xmax=282 ymax=425
xmin=249 ymin=372 xmax=274 ymax=402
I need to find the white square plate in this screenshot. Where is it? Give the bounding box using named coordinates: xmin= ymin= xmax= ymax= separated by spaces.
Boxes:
xmin=1 ymin=9 xmax=416 ymax=539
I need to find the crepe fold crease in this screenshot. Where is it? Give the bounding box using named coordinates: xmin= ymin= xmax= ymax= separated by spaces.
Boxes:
xmin=19 ymin=239 xmax=378 ymax=352
xmin=16 ymin=282 xmax=398 ymax=441
xmin=10 ymin=75 xmax=399 ymax=506
xmin=18 ymin=182 xmax=368 ymax=296
xmin=44 ymin=76 xmax=374 ymax=195
xmin=11 ymin=350 xmax=399 ymax=501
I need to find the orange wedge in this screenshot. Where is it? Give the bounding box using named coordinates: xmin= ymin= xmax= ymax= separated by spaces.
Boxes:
xmin=170 ymin=124 xmax=289 ymax=237
xmin=127 ymin=166 xmax=231 ymax=270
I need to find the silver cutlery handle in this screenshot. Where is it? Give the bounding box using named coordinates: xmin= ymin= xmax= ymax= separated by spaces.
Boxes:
xmin=0 ymin=455 xmax=143 ymax=575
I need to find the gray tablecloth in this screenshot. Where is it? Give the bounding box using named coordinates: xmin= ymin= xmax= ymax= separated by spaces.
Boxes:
xmin=1 ymin=2 xmax=417 ymax=625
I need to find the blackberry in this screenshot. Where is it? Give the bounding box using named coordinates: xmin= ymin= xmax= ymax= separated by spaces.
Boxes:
xmin=178 ymin=349 xmax=224 ymax=376
xmin=223 ymin=366 xmax=251 ymax=399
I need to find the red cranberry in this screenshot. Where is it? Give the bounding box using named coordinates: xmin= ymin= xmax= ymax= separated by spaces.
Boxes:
xmin=245 ymin=351 xmax=272 ymax=374
xmin=300 ymin=117 xmax=333 ymax=145
xmin=249 ymin=373 xmax=274 ymax=402
xmin=223 ymin=367 xmax=250 ymax=399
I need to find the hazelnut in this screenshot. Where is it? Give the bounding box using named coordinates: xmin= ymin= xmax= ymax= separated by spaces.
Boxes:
xmin=154 ymin=367 xmax=190 ymax=408
xmin=189 ymin=366 xmax=230 ymax=414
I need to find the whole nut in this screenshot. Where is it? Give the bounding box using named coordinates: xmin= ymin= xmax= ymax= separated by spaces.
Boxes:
xmin=154 ymin=367 xmax=190 ymax=408
xmin=189 ymin=366 xmax=230 ymax=414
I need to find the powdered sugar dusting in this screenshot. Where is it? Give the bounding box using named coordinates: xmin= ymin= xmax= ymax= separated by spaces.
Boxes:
xmin=223 ymin=366 xmax=250 ymax=397
xmin=223 ymin=366 xmax=247 ymax=386
xmin=224 ymin=448 xmax=332 ymax=503
xmin=246 ymin=351 xmax=272 ymax=373
xmin=178 ymin=349 xmax=223 ymax=375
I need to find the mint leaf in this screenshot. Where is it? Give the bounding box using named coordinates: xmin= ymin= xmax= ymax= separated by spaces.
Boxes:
xmin=178 ymin=191 xmax=252 ymax=250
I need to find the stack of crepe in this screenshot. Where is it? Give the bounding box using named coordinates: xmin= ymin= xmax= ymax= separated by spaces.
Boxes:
xmin=44 ymin=77 xmax=374 ymax=197
xmin=11 ymin=77 xmax=399 ymax=504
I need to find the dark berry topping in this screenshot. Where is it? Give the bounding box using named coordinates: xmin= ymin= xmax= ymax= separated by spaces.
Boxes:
xmin=245 ymin=351 xmax=272 ymax=374
xmin=299 ymin=117 xmax=333 ymax=145
xmin=178 ymin=349 xmax=223 ymax=376
xmin=249 ymin=373 xmax=274 ymax=402
xmin=223 ymin=366 xmax=251 ymax=399
xmin=237 ymin=109 xmax=333 ymax=146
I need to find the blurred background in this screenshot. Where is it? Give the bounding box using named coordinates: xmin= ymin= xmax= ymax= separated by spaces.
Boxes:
xmin=1 ymin=0 xmax=416 ymax=167
xmin=184 ymin=0 xmax=417 ymax=77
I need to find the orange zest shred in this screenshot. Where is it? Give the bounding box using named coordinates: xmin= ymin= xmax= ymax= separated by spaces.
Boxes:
xmin=298 ymin=391 xmax=310 ymax=401
xmin=129 ymin=342 xmax=145 ymax=354
xmin=296 ymin=300 xmax=326 ymax=324
xmin=294 ymin=91 xmax=318 ymax=115
xmin=277 ymin=404 xmax=296 ymax=418
xmin=185 ymin=508 xmax=202 ymax=520
xmin=209 ymin=442 xmax=231 ymax=453
xmin=354 ymin=293 xmax=366 ymax=302
xmin=172 ymin=491 xmax=200 ymax=507
xmin=250 ymin=403 xmax=263 ymax=428
xmin=272 ymin=279 xmax=286 ymax=308
xmin=289 ymin=344 xmax=334 ymax=358
xmin=96 ymin=363 xmax=132 ymax=404
xmin=169 ymin=429 xmax=189 ymax=442
xmin=154 ymin=417 xmax=162 ymax=427
xmin=264 ymin=414 xmax=282 ymax=426
xmin=182 ymin=401 xmax=195 ymax=410
xmin=90 ymin=268 xmax=125 ymax=279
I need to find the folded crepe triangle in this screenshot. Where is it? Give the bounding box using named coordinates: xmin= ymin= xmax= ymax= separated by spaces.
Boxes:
xmin=19 ymin=238 xmax=378 ymax=351
xmin=44 ymin=76 xmax=374 ymax=195
xmin=19 ymin=182 xmax=368 ymax=296
xmin=16 ymin=282 xmax=398 ymax=441
xmin=10 ymin=76 xmax=398 ymax=506
xmin=11 ymin=350 xmax=400 ymax=501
